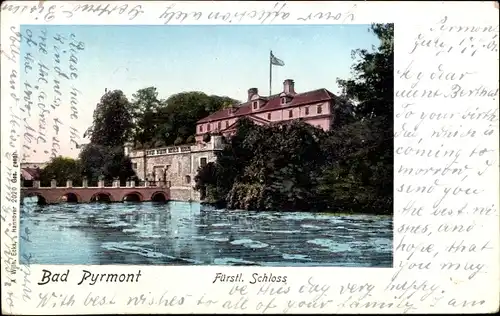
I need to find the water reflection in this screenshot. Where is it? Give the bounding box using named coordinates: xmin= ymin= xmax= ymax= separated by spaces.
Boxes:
xmin=20 ymin=200 xmax=393 ymax=266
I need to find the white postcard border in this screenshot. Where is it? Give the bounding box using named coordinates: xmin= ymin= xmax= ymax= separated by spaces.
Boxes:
xmin=1 ymin=1 xmax=499 ymax=314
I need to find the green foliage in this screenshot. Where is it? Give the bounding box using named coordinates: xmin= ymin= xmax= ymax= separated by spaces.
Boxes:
xmin=194 ymin=23 xmax=394 ymax=215
xmin=76 ymin=89 xmax=139 ymax=183
xmin=186 ymin=135 xmax=195 ymax=144
xmin=195 ymin=118 xmax=392 ymax=214
xmin=84 ymin=90 xmax=133 ymax=147
xmin=129 ymin=90 xmax=238 ymax=147
xmin=337 ymin=23 xmax=394 ymax=120
xmin=78 ymin=144 xmax=136 ymax=182
xmin=154 ymin=92 xmax=238 ymax=146
xmin=335 ymin=23 xmax=394 ymax=207
xmin=129 ymin=87 xmax=163 ymax=145
xmin=39 ymin=157 xmax=83 ymax=187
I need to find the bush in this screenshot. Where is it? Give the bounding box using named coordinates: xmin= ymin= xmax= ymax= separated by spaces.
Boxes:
xmin=186 ymin=135 xmax=195 ymax=143
xmin=194 ymin=118 xmax=393 ymax=214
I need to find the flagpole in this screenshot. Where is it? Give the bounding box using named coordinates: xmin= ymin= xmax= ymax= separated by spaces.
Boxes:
xmin=269 ymin=50 xmax=272 ymax=96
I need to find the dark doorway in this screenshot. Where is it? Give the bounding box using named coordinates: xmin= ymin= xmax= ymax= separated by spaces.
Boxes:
xmin=151 ymin=192 xmax=167 ymax=202
xmin=37 ymin=195 xmax=47 ymax=205
xmin=90 ymin=193 xmax=112 ymax=202
xmin=123 ymin=193 xmax=141 ymax=202
xmin=64 ymin=193 xmax=79 ymax=203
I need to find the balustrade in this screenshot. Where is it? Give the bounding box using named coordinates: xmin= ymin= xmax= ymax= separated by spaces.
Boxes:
xmin=21 ymin=179 xmax=172 ymax=189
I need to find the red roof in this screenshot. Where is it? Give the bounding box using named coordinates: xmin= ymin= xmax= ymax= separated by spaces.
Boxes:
xmin=197 ymin=88 xmax=336 ymax=124
xmin=21 ymin=167 xmax=40 ymax=180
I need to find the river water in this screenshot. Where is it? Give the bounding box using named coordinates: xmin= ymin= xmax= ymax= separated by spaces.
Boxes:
xmin=20 ymin=200 xmax=393 ymax=267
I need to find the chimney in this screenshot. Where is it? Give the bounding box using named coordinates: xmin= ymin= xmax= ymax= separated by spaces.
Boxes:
xmin=247 ymin=88 xmax=258 ymax=101
xmin=283 ymin=79 xmax=296 ymax=95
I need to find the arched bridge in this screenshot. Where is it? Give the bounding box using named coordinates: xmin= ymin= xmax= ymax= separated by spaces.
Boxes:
xmin=21 ymin=179 xmax=171 ymax=204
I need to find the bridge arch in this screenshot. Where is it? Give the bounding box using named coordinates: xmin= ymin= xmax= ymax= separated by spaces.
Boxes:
xmin=151 ymin=191 xmax=167 ymax=202
xmin=122 ymin=191 xmax=143 ymax=202
xmin=61 ymin=192 xmax=81 ymax=203
xmin=90 ymin=192 xmax=113 ymax=202
xmin=23 ymin=192 xmax=48 ymax=205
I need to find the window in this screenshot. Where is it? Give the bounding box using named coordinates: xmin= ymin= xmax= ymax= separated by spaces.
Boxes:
xmin=253 ymin=101 xmax=258 ymax=109
xmin=288 ymin=110 xmax=293 ymax=118
xmin=200 ymin=157 xmax=207 ymax=167
xmin=207 ymin=124 xmax=211 ymax=131
xmin=225 ymin=121 xmax=229 ymax=128
xmin=185 ymin=175 xmax=191 ymax=184
xmin=281 ymin=98 xmax=286 ymax=105
xmin=317 ymin=105 xmax=322 ymax=114
xmin=218 ymin=121 xmax=221 ymax=130
xmin=199 ymin=125 xmax=203 ymax=132
xmin=267 ymin=113 xmax=271 ymax=120
xmin=132 ymin=163 xmax=137 ymax=169
xmin=305 ymin=107 xmax=309 ymax=115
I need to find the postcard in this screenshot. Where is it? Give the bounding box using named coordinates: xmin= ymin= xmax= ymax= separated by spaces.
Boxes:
xmin=1 ymin=1 xmax=498 ymax=314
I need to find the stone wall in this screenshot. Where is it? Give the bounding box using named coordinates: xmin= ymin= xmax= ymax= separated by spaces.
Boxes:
xmin=127 ymin=137 xmax=222 ymax=201
xmin=170 ymin=187 xmax=201 ymax=201
xmin=130 ymin=152 xmax=193 ymax=187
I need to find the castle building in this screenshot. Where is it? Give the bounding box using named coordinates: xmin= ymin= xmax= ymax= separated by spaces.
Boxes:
xmin=125 ymin=136 xmax=224 ymax=201
xmin=125 ymin=79 xmax=346 ymax=201
xmin=195 ymin=79 xmax=341 ymax=142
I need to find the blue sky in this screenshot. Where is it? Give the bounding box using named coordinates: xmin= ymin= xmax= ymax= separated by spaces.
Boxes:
xmin=20 ymin=24 xmax=379 ymax=161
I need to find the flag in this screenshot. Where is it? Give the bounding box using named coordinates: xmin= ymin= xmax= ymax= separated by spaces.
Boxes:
xmin=270 ymin=52 xmax=285 ymax=66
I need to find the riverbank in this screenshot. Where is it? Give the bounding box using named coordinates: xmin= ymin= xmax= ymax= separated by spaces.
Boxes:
xmin=200 ymin=201 xmax=393 ymax=216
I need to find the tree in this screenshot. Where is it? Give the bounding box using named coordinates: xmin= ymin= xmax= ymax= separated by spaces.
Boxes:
xmin=151 ymin=92 xmax=239 ymax=146
xmin=80 ymin=89 xmax=138 ymax=183
xmin=79 ymin=144 xmax=136 ymax=182
xmin=39 ymin=156 xmax=83 ymax=187
xmin=195 ymin=119 xmax=328 ymax=211
xmin=331 ymin=23 xmax=394 ymax=213
xmin=194 ymin=161 xmax=217 ymax=201
xmin=126 ymin=90 xmax=238 ymax=147
xmin=337 ymin=23 xmax=394 ymax=120
xmin=84 ymin=90 xmax=134 ymax=147
xmin=129 ymin=87 xmax=163 ymax=144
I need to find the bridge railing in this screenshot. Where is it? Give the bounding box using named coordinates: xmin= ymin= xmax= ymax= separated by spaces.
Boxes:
xmin=21 ymin=179 xmax=172 ymax=189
